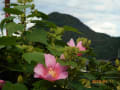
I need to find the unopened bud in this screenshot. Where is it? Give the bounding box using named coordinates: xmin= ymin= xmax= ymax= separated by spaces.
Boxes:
xmin=115 ymin=59 xmax=120 ymax=66
xmin=17 ymin=75 xmax=23 ymax=83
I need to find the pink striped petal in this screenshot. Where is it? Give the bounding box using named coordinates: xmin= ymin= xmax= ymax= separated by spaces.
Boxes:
xmin=67 ymin=38 xmax=75 ymax=47
xmin=34 ymin=64 xmax=47 ymax=77
xmin=44 ymin=54 xmax=56 ymax=68
xmin=76 ymin=41 xmax=86 ymax=51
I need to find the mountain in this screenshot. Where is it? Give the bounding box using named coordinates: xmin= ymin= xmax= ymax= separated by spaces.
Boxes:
xmin=47 ymin=12 xmax=120 ymax=60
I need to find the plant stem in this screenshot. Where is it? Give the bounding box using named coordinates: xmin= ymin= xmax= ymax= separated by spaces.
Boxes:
xmin=5 ymin=0 xmax=10 ymax=36
xmin=23 ymin=1 xmax=26 ymax=31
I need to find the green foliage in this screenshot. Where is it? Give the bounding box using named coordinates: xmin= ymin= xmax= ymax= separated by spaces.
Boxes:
xmin=57 ymin=59 xmax=77 ymax=67
xmin=23 ymin=52 xmax=45 ymax=64
xmin=14 ymin=5 xmax=32 ymax=11
xmin=32 ymin=80 xmax=52 ymax=90
xmin=3 ymin=82 xmax=28 ymax=90
xmin=24 ymin=29 xmax=48 ymax=45
xmin=0 ymin=0 xmax=120 ymax=90
xmin=47 ymin=45 xmax=64 ymax=56
xmin=27 ymin=10 xmax=48 ymax=19
xmin=0 ymin=36 xmax=19 ymax=45
xmin=17 ymin=0 xmax=33 ymax=3
xmin=0 ymin=16 xmax=15 ymax=32
xmin=64 ymin=25 xmax=81 ymax=34
xmin=4 ymin=8 xmax=23 ymax=15
xmin=5 ymin=22 xmax=24 ymax=36
xmin=47 ymin=12 xmax=120 ymax=60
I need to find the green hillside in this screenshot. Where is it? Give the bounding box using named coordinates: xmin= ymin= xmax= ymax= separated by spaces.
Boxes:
xmin=47 ymin=12 xmax=120 ymax=60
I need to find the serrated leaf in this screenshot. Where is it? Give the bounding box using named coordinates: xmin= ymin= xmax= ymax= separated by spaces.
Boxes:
xmin=0 ymin=36 xmax=19 ymax=45
xmin=3 ymin=82 xmax=28 ymax=90
xmin=24 ymin=30 xmax=48 ymax=45
xmin=4 ymin=8 xmax=23 ymax=15
xmin=5 ymin=22 xmax=24 ymax=36
xmin=64 ymin=25 xmax=81 ymax=34
xmin=23 ymin=52 xmax=45 ymax=64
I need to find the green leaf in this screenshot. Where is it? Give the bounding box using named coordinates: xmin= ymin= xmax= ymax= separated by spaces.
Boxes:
xmin=0 ymin=16 xmax=15 ymax=32
xmin=4 ymin=8 xmax=23 ymax=15
xmin=64 ymin=25 xmax=81 ymax=34
xmin=14 ymin=5 xmax=32 ymax=11
xmin=22 ymin=63 xmax=36 ymax=73
xmin=83 ymin=73 xmax=96 ymax=80
xmin=23 ymin=52 xmax=45 ymax=64
xmin=0 ymin=45 xmax=5 ymax=49
xmin=24 ymin=30 xmax=48 ymax=45
xmin=57 ymin=59 xmax=77 ymax=67
xmin=10 ymin=3 xmax=19 ymax=6
xmin=0 ymin=36 xmax=19 ymax=45
xmin=27 ymin=10 xmax=48 ymax=19
xmin=3 ymin=82 xmax=28 ymax=90
xmin=5 ymin=22 xmax=24 ymax=36
xmin=47 ymin=45 xmax=64 ymax=56
xmin=30 ymin=20 xmax=57 ymax=28
xmin=69 ymin=81 xmax=103 ymax=90
xmin=33 ymin=80 xmax=52 ymax=90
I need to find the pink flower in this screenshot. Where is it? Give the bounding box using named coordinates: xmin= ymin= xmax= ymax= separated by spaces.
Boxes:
xmin=34 ymin=54 xmax=68 ymax=82
xmin=0 ymin=80 xmax=5 ymax=89
xmin=60 ymin=38 xmax=86 ymax=59
xmin=67 ymin=38 xmax=86 ymax=51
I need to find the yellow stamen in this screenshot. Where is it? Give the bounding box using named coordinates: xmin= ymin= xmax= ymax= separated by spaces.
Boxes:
xmin=48 ymin=68 xmax=57 ymax=78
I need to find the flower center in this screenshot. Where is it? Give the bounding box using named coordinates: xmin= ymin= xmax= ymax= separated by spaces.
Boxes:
xmin=48 ymin=68 xmax=57 ymax=78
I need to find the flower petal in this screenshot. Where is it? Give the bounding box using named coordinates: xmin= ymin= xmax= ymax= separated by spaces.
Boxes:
xmin=34 ymin=64 xmax=47 ymax=77
xmin=76 ymin=41 xmax=86 ymax=51
xmin=60 ymin=54 xmax=65 ymax=60
xmin=57 ymin=72 xmax=68 ymax=79
xmin=44 ymin=74 xmax=57 ymax=82
xmin=67 ymin=38 xmax=75 ymax=47
xmin=44 ymin=54 xmax=56 ymax=68
xmin=34 ymin=73 xmax=40 ymax=78
xmin=55 ymin=63 xmax=68 ymax=74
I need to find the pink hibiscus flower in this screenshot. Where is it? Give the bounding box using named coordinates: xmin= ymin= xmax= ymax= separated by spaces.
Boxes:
xmin=67 ymin=38 xmax=86 ymax=51
xmin=34 ymin=54 xmax=68 ymax=82
xmin=60 ymin=38 xmax=86 ymax=59
xmin=0 ymin=80 xmax=5 ymax=89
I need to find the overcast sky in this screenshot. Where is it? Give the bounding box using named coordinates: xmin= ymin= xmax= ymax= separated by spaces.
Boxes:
xmin=0 ymin=0 xmax=120 ymax=37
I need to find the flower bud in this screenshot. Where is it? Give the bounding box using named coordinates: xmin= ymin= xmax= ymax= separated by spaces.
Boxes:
xmin=117 ymin=66 xmax=120 ymax=72
xmin=115 ymin=59 xmax=120 ymax=66
xmin=17 ymin=75 xmax=23 ymax=83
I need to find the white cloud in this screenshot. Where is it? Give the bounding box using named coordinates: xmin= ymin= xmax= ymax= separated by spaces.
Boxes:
xmin=86 ymin=21 xmax=119 ymax=36
xmin=0 ymin=0 xmax=120 ymax=37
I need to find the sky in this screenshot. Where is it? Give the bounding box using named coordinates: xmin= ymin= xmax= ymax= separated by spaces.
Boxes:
xmin=0 ymin=0 xmax=120 ymax=37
